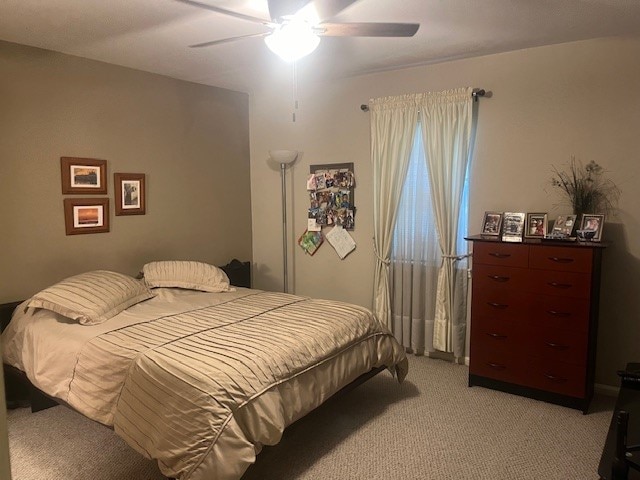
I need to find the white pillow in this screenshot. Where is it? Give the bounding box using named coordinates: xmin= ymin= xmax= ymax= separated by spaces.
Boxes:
xmin=27 ymin=270 xmax=155 ymax=326
xmin=142 ymin=260 xmax=232 ymax=293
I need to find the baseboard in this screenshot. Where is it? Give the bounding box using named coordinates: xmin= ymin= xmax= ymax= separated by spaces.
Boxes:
xmin=594 ymin=383 xmax=619 ymax=397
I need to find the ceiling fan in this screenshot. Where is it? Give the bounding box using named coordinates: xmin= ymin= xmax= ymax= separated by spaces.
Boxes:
xmin=175 ymin=0 xmax=420 ymax=61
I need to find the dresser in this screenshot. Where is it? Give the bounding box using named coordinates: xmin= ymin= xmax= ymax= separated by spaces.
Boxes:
xmin=466 ymin=235 xmax=605 ymax=413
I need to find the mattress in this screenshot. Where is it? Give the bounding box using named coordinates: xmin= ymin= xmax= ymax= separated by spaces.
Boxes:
xmin=2 ymin=287 xmax=408 ymax=480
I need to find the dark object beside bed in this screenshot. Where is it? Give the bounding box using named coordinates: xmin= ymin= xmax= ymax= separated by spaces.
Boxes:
xmin=1 ymin=259 xmax=252 ymax=410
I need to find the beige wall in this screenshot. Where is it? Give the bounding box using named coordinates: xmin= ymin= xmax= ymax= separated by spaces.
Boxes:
xmin=250 ymin=36 xmax=640 ymax=387
xmin=0 ymin=41 xmax=252 ymax=302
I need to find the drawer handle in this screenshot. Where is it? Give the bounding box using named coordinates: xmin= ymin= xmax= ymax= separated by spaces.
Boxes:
xmin=543 ymin=373 xmax=568 ymax=383
xmin=488 ymin=302 xmax=509 ymax=309
xmin=487 ymin=362 xmax=506 ymax=370
xmin=547 ymin=282 xmax=572 ymax=289
xmin=545 ymin=342 xmax=569 ymax=350
xmin=486 ymin=332 xmax=507 ymax=340
xmin=488 ymin=275 xmax=510 ymax=282
xmin=548 ymin=256 xmax=574 ymax=264
xmin=489 ymin=253 xmax=511 ymax=259
xmin=546 ymin=310 xmax=571 ymax=317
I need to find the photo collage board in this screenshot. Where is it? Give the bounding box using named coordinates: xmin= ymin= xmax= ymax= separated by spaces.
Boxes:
xmin=298 ymin=162 xmax=356 ymax=258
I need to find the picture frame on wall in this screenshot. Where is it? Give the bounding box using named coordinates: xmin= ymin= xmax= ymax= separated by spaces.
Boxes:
xmin=60 ymin=157 xmax=107 ymax=194
xmin=114 ymin=173 xmax=146 ymax=216
xmin=525 ymin=212 xmax=548 ymax=238
xmin=501 ymin=212 xmax=526 ymax=242
xmin=578 ymin=214 xmax=605 ymax=242
xmin=63 ymin=198 xmax=110 ymax=235
xmin=481 ymin=211 xmax=503 ymax=237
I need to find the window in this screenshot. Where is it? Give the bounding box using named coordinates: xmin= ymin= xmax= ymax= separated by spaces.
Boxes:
xmin=390 ymin=120 xmax=470 ymax=353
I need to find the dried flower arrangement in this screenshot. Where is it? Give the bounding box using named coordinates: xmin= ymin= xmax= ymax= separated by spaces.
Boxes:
xmin=550 ymin=156 xmax=620 ymax=216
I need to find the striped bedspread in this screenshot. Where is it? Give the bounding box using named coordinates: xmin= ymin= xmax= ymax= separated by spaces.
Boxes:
xmin=66 ymin=291 xmax=408 ymax=480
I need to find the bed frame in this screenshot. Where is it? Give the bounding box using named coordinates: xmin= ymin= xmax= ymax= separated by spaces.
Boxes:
xmin=1 ymin=259 xmax=385 ymax=413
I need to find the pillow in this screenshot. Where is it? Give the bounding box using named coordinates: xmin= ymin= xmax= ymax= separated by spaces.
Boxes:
xmin=142 ymin=260 xmax=232 ymax=293
xmin=27 ymin=270 xmax=155 ymax=326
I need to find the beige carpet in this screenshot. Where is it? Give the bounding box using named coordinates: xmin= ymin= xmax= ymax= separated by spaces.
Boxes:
xmin=7 ymin=356 xmax=615 ymax=479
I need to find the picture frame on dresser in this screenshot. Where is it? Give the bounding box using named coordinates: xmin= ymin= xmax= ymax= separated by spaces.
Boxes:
xmin=501 ymin=212 xmax=525 ymax=242
xmin=525 ymin=213 xmax=548 ymax=238
xmin=549 ymin=214 xmax=577 ymax=238
xmin=481 ymin=211 xmax=503 ymax=237
xmin=579 ymin=214 xmax=605 ymax=242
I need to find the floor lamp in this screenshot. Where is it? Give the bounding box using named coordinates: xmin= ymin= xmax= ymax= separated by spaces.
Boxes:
xmin=268 ymin=150 xmax=298 ymax=293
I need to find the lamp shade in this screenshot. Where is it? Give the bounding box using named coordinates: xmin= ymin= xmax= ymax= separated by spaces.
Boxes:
xmin=264 ymin=20 xmax=320 ymax=62
xmin=269 ymin=150 xmax=298 ymax=165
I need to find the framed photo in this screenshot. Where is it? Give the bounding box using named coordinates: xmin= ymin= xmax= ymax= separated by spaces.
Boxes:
xmin=550 ymin=214 xmax=577 ymax=238
xmin=114 ymin=173 xmax=146 ymax=216
xmin=525 ymin=213 xmax=548 ymax=238
xmin=61 ymin=157 xmax=107 ymax=194
xmin=63 ymin=198 xmax=109 ymax=235
xmin=579 ymin=214 xmax=605 ymax=242
xmin=481 ymin=211 xmax=503 ymax=237
xmin=501 ymin=212 xmax=526 ymax=242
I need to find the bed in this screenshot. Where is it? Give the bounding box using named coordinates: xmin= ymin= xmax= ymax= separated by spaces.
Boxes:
xmin=1 ymin=260 xmax=408 ymax=480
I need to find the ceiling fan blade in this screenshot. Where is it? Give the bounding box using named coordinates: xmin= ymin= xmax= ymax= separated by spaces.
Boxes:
xmin=313 ymin=0 xmax=359 ymax=22
xmin=267 ymin=0 xmax=313 ymax=21
xmin=175 ymin=0 xmax=272 ymax=26
xmin=316 ymin=22 xmax=419 ymax=37
xmin=189 ymin=32 xmax=270 ymax=48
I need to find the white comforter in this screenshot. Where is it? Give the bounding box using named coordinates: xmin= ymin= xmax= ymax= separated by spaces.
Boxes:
xmin=2 ymin=288 xmax=408 ymax=480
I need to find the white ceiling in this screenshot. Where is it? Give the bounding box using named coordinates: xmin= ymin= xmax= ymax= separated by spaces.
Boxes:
xmin=1 ymin=0 xmax=640 ymax=93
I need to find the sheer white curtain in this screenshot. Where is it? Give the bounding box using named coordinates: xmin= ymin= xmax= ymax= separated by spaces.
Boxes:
xmin=419 ymin=87 xmax=473 ymax=358
xmin=370 ymin=96 xmax=419 ymax=328
xmin=390 ymin=124 xmax=441 ymax=355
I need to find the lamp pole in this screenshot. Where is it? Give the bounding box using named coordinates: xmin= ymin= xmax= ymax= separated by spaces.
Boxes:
xmin=281 ymin=162 xmax=289 ymax=293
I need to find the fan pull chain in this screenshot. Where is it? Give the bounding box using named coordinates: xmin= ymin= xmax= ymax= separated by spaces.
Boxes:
xmin=292 ymin=60 xmax=298 ymax=122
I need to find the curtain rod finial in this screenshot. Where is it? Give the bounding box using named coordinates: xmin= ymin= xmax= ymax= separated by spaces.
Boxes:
xmin=360 ymin=104 xmax=369 ymax=112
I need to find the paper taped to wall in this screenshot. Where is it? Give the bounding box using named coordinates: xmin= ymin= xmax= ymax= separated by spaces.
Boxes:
xmin=326 ymin=226 xmax=356 ymax=259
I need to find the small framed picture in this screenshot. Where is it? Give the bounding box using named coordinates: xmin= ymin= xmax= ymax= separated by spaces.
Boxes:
xmin=63 ymin=198 xmax=110 ymax=235
xmin=61 ymin=157 xmax=107 ymax=194
xmin=578 ymin=214 xmax=605 ymax=242
xmin=525 ymin=213 xmax=548 ymax=238
xmin=501 ymin=212 xmax=526 ymax=242
xmin=481 ymin=212 xmax=503 ymax=237
xmin=114 ymin=173 xmax=146 ymax=216
xmin=550 ymin=214 xmax=577 ymax=238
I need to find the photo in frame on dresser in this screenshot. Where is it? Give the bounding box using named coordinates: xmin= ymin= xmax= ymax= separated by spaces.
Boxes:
xmin=481 ymin=211 xmax=503 ymax=237
xmin=577 ymin=214 xmax=605 ymax=242
xmin=547 ymin=214 xmax=577 ymax=240
xmin=501 ymin=212 xmax=525 ymax=242
xmin=525 ymin=212 xmax=548 ymax=239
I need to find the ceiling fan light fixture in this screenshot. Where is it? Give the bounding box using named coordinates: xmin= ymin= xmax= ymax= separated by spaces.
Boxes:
xmin=264 ymin=19 xmax=320 ymax=62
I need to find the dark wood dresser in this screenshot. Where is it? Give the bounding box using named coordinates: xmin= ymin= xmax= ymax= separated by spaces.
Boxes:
xmin=466 ymin=235 xmax=605 ymax=413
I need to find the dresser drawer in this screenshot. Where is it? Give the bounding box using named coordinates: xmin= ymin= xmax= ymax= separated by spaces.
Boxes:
xmin=471 ymin=315 xmax=526 ymax=356
xmin=473 ymin=264 xmax=529 ymax=292
xmin=473 ymin=242 xmax=529 ymax=267
xmin=529 ymin=245 xmax=593 ymax=273
xmin=471 ymin=288 xmax=530 ymax=321
xmin=529 ymin=294 xmax=590 ymax=332
xmin=529 ymin=270 xmax=591 ymax=299
xmin=527 ymin=327 xmax=588 ymax=366
xmin=525 ymin=357 xmax=586 ymax=398
xmin=470 ymin=346 xmax=522 ymax=384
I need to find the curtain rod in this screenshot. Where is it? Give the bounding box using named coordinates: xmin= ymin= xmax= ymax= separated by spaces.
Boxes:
xmin=359 ymin=88 xmax=487 ymax=112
